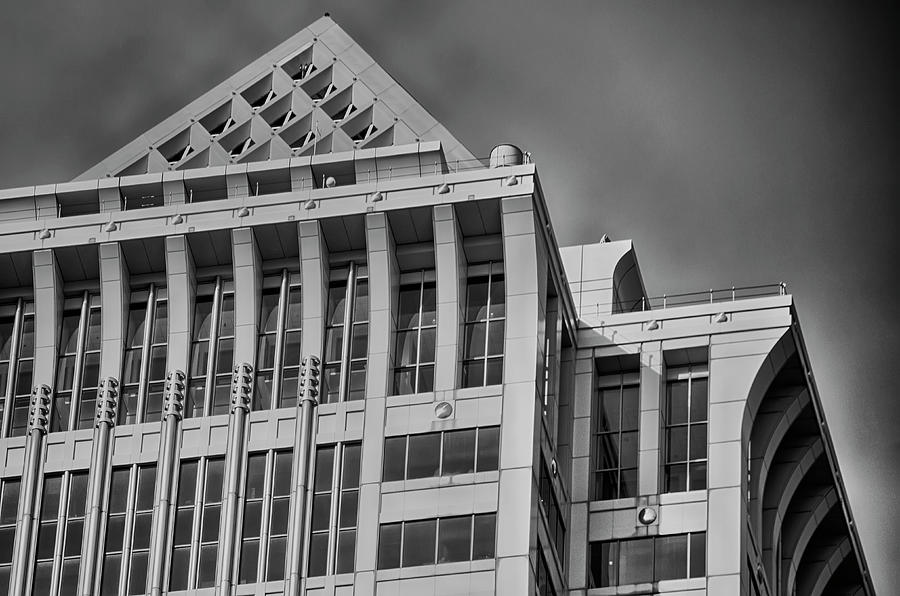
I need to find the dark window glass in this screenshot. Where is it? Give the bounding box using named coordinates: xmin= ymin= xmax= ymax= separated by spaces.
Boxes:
xmin=402 ymin=519 xmax=436 ymax=567
xmin=437 ymin=516 xmax=471 ymax=563
xmin=383 ymin=437 xmax=407 ymax=482
xmin=377 ymin=523 xmax=402 ymax=569
xmin=442 ymin=429 xmax=476 ymax=475
xmin=407 ymin=433 xmax=440 ymax=479
xmin=476 ymin=427 xmax=500 ymax=472
xmin=618 ymin=538 xmax=653 ymax=585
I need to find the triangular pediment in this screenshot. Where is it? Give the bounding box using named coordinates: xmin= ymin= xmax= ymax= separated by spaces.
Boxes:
xmin=75 ymin=16 xmax=474 ymax=181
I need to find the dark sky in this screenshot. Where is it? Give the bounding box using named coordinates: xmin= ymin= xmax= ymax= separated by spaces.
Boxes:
xmin=0 ymin=1 xmax=897 ymax=591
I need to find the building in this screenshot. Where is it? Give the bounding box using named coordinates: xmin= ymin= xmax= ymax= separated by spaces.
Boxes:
xmin=0 ymin=14 xmax=874 ymax=596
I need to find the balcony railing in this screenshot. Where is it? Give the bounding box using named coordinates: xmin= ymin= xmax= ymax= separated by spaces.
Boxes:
xmin=587 ymin=283 xmax=788 ymax=315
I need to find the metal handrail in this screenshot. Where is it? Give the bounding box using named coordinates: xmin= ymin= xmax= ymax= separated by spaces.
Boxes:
xmin=586 ymin=283 xmax=787 ymax=315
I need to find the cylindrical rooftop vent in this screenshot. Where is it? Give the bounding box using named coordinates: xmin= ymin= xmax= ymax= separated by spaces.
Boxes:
xmin=489 ymin=144 xmax=524 ymax=168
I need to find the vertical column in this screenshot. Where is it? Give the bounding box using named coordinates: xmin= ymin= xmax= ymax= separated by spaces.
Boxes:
xmin=9 ymin=385 xmax=52 ymax=595
xmin=78 ymin=377 xmax=119 ymax=596
xmin=567 ymin=349 xmax=594 ymax=591
xmin=147 ymin=370 xmax=186 ymax=596
xmin=298 ymin=221 xmax=329 ymax=367
xmin=284 ymin=356 xmax=319 ymax=596
xmin=164 ymin=236 xmax=196 ymax=386
xmin=232 ymin=227 xmax=262 ymax=368
xmin=432 ymin=205 xmax=464 ymax=391
xmin=638 ymin=343 xmax=663 ymax=495
xmin=352 ymin=213 xmax=398 ymax=596
xmin=98 ymin=241 xmax=129 ymax=388
xmin=216 ymin=363 xmax=253 ymax=595
xmin=496 ymin=196 xmax=546 ymax=596
xmin=32 ymin=248 xmax=62 ymax=395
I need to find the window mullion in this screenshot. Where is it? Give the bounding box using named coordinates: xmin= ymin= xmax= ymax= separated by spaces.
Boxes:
xmin=135 ymin=287 xmax=155 ymax=422
xmin=203 ymin=279 xmax=223 ymax=417
xmin=67 ymin=292 xmax=91 ymax=430
xmin=271 ymin=271 xmax=290 ymax=409
xmin=1 ymin=299 xmax=24 ymax=437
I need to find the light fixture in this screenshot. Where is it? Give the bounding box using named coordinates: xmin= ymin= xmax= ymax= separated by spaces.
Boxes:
xmin=504 ymin=175 xmax=518 ymax=186
xmin=103 ymin=221 xmax=118 ymax=233
xmin=38 ymin=229 xmax=51 ymax=240
xmin=324 ymin=176 xmax=336 ymax=188
xmin=171 ymin=214 xmax=185 ymax=225
xmin=715 ymin=312 xmax=728 ymax=323
xmin=303 ymin=198 xmax=317 ymax=210
xmin=370 ymin=191 xmax=384 ymax=202
xmin=646 ymin=319 xmax=659 ymax=331
xmin=436 ymin=183 xmax=450 ymax=194
xmin=434 ymin=401 xmax=453 ymax=419
xmin=637 ymin=507 xmax=658 ymax=525
xmin=236 ymin=206 xmax=250 ymax=217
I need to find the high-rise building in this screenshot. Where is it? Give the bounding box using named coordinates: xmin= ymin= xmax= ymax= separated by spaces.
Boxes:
xmin=0 ymin=15 xmax=873 ymax=596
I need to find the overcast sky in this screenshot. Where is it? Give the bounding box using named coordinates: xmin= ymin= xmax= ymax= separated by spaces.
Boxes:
xmin=0 ymin=1 xmax=896 ymax=591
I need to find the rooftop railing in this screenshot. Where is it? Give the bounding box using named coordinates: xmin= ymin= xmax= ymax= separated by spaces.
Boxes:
xmin=586 ymin=282 xmax=788 ymax=316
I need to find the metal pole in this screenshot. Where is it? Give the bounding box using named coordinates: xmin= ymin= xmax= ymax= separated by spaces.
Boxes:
xmin=216 ymin=363 xmax=252 ymax=596
xmin=284 ymin=355 xmax=319 ymax=596
xmin=9 ymin=385 xmax=52 ymax=595
xmin=77 ymin=377 xmax=119 ymax=596
xmin=147 ymin=370 xmax=186 ymax=596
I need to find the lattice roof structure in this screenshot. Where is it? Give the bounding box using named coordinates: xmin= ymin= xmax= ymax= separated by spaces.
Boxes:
xmin=75 ymin=15 xmax=474 ymax=181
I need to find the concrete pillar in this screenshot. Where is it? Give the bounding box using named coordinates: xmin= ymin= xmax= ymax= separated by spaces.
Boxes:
xmin=638 ymin=343 xmax=662 ymax=496
xmin=32 ymin=248 xmax=62 ymax=394
xmin=77 ymin=377 xmax=119 ymax=596
xmin=164 ymin=236 xmax=197 ymax=381
xmin=496 ymin=196 xmax=546 ymax=596
xmin=216 ymin=363 xmax=253 ymax=595
xmin=432 ymin=205 xmax=463 ymax=391
xmin=232 ymin=228 xmax=262 ymax=368
xmin=9 ymin=385 xmax=52 ymax=595
xmin=147 ymin=370 xmax=187 ymax=596
xmin=298 ymin=221 xmax=329 ymax=365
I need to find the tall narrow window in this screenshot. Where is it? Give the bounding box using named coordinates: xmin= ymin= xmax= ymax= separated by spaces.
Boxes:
xmin=77 ymin=297 xmax=102 ymax=429
xmin=31 ymin=471 xmax=88 ymax=595
xmin=593 ymin=377 xmax=640 ymax=500
xmin=238 ymin=450 xmax=293 ymax=583
xmin=308 ymin=443 xmax=361 ymax=576
xmin=462 ymin=266 xmax=505 ymax=388
xmin=186 ymin=278 xmax=234 ymax=418
xmin=8 ymin=303 xmax=34 ymax=437
xmin=100 ymin=468 xmax=130 ymax=596
xmin=392 ymin=276 xmax=436 ymax=395
xmin=254 ymin=271 xmax=303 ymax=410
xmin=0 ymin=308 xmax=14 ymax=429
xmin=322 ymin=266 xmax=368 ymax=404
xmin=49 ymin=293 xmax=100 ymax=431
xmin=167 ymin=457 xmax=225 ymax=591
xmin=663 ymin=367 xmax=708 ymax=492
xmin=0 ymin=478 xmax=20 ymax=594
xmin=127 ymin=466 xmax=156 ymax=595
xmin=119 ymin=286 xmax=167 ymax=424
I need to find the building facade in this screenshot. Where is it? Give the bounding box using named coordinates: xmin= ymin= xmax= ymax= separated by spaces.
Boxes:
xmin=0 ymin=15 xmax=873 ymax=596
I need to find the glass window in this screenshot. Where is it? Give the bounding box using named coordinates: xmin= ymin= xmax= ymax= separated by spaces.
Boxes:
xmin=589 ymin=532 xmax=706 ymax=587
xmin=186 ymin=279 xmax=235 ymax=418
xmin=119 ymin=287 xmax=167 ymax=425
xmin=437 ymin=516 xmax=471 ymax=563
xmin=392 ymin=278 xmax=436 ymax=395
xmin=308 ymin=443 xmax=361 ymax=576
xmin=100 ymin=468 xmax=130 ymax=596
xmin=322 ymin=268 xmax=368 ymax=404
xmin=383 ymin=427 xmax=500 ymax=482
xmin=593 ymin=379 xmax=640 ymax=500
xmin=406 ymin=433 xmax=441 ymax=479
xmin=442 ymin=429 xmax=476 ymax=475
xmin=377 ymin=513 xmax=496 ymax=570
xmin=402 ymin=519 xmax=436 ymax=567
xmin=663 ymin=369 xmax=708 ymax=493
xmin=0 ymin=478 xmax=21 ymax=594
xmin=462 ymin=268 xmax=504 ymax=388
xmin=377 ymin=523 xmax=401 ymax=570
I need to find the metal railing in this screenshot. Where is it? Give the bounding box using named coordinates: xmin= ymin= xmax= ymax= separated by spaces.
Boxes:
xmin=586 ymin=283 xmax=787 ymax=315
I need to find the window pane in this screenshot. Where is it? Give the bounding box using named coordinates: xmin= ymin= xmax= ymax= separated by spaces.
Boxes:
xmin=108 ymin=470 xmax=129 ymax=513
xmin=350 ymin=324 xmax=368 ymax=360
xmin=60 ymin=558 xmax=79 ymax=591
xmin=419 ymin=328 xmax=436 ymax=363
xmin=173 ymin=509 xmax=193 ymax=545
xmin=442 ymin=429 xmax=476 ymax=475
xmin=421 ymin=282 xmax=436 ymax=326
xmin=377 ymin=523 xmax=401 ymax=569
xmin=476 ymin=427 xmax=500 ymax=472
xmin=254 ymin=371 xmax=273 ymax=411
xmin=86 ymin=309 xmax=102 ymax=350
xmin=125 ymin=307 xmax=146 ymax=347
xmin=327 ymin=283 xmax=346 ymax=325
xmin=689 ymin=461 xmax=707 ymax=491
xmin=397 ymin=285 xmax=421 ymax=329
xmin=205 ymin=459 xmax=225 ymax=502
xmin=239 ymin=539 xmax=259 ymax=584
xmin=342 ymin=444 xmax=361 ymax=489
xmin=417 ymin=365 xmax=434 ymax=393
xmin=472 ymin=513 xmax=496 ymax=560
xmin=486 ymin=321 xmax=504 ymax=355
xmin=286 ymin=287 xmax=302 ymax=329
xmin=689 ymin=533 xmax=706 ymax=577
xmin=216 ymin=338 xmax=234 ymax=374
xmin=393 ymin=368 xmax=415 ymax=396
xmin=100 ymin=554 xmax=121 ymax=596
xmin=259 ymin=290 xmax=280 ymax=332
xmin=335 ymin=529 xmax=356 ymax=573
xmin=132 ymin=513 xmax=152 ymax=550
xmin=40 ymin=476 xmax=61 ymax=520
xmin=590 ymin=542 xmax=616 ymax=588
xmin=402 ymin=519 xmax=436 ymax=567
xmin=279 ymin=367 xmax=299 ymax=408
xmin=147 ymin=346 xmax=166 ymax=381
xmin=201 ymin=506 xmax=221 ymax=542
xmin=466 ymin=278 xmax=488 ymax=321
xmin=0 ymin=481 xmax=20 ymax=524
xmin=621 ymin=385 xmax=640 ymax=430
xmin=620 ymin=468 xmax=638 ymax=499
xmin=189 ymin=341 xmax=209 ymax=376
xmin=136 ymin=468 xmax=157 ymax=510
xmin=176 ymin=461 xmax=198 ymax=507
xmin=168 ymin=547 xmax=190 ymax=590
xmin=485 ymin=358 xmax=503 ymax=385
xmin=597 ymin=433 xmax=619 ymax=470
xmin=325 ymin=327 xmax=343 ymax=362
xmin=665 ymin=464 xmax=687 ymax=492
xmin=654 ymin=534 xmax=687 ymax=580
xmin=311 ymin=495 xmax=331 ymax=532
xmin=394 ymin=330 xmax=418 ymax=367
xmin=667 ymin=381 xmax=688 ymax=424
xmin=32 ymin=561 xmax=52 ymax=595
xmin=81 ymin=351 xmax=101 ymax=388
xmin=339 ymin=491 xmax=358 ymax=528
xmin=437 ymin=516 xmax=471 ymax=563
xmin=283 ymin=330 xmax=302 ymax=367
xmin=193 ymin=297 xmax=213 ymax=340
xmin=197 ymin=544 xmax=217 ymax=587
xmin=667 ymin=426 xmax=688 ymax=462
xmin=314 ymin=447 xmax=334 ymax=491
xmin=690 ymin=378 xmax=708 ymax=422
xmin=464 ymin=323 xmax=486 ymax=359
xmin=689 ymin=424 xmax=707 ymax=460
xmin=618 ymin=538 xmax=654 ymax=584
xmin=488 ymin=275 xmax=505 ymax=318
xmin=266 ymin=535 xmax=287 ymax=580
xmin=353 ymin=280 xmax=368 ymax=322
xmin=461 ymin=360 xmax=484 ymax=389
xmin=383 ymin=437 xmax=407 ymax=482
xmin=128 ymin=550 xmax=148 ymax=595
xmin=219 ymin=294 xmax=235 ymax=336
xmin=273 ymin=452 xmax=293 ymax=496
xmin=407 ymin=433 xmax=440 ymax=479
xmin=64 ymin=520 xmax=84 ymax=556
xmin=243 ymin=501 xmax=263 ymax=538
xmin=152 ymin=301 xmax=168 ymax=344
xmin=621 ymin=431 xmax=639 ymax=468
xmin=307 ymin=533 xmax=328 ymax=576
xmin=270 ymin=499 xmax=290 ymax=533
xmin=348 ymin=361 xmax=366 ymax=401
